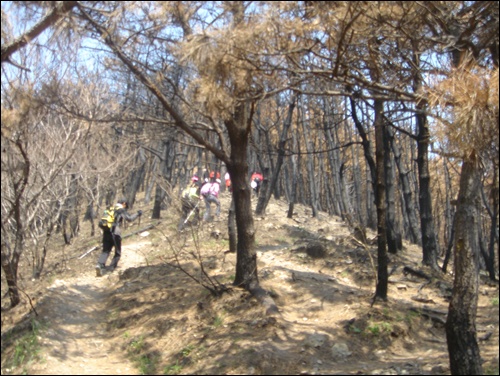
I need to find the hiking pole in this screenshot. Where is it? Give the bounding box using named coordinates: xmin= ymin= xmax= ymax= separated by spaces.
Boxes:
xmin=184 ymin=202 xmax=200 ymax=224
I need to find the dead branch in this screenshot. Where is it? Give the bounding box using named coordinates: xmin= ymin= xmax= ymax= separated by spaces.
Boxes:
xmin=78 ymin=246 xmax=98 ymax=259
xmin=403 ymin=266 xmax=432 ymax=280
xmin=121 ymin=223 xmax=157 ymax=239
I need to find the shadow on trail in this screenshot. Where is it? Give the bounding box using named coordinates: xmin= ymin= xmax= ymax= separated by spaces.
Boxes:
xmin=36 ymin=282 xmax=111 ymax=355
xmin=22 ymin=278 xmax=140 ymax=375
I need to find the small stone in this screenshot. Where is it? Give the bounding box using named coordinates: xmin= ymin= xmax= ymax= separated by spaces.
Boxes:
xmin=304 ymin=333 xmax=329 ymax=348
xmin=331 ymin=342 xmax=351 ymax=360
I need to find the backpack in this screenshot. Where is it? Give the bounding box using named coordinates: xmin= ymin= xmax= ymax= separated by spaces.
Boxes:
xmin=182 ymin=186 xmax=199 ymax=200
xmin=98 ymin=205 xmax=116 ymax=231
xmin=200 ymin=182 xmax=211 ymax=197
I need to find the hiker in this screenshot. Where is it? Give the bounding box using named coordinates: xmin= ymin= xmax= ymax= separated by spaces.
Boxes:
xmin=207 ymin=170 xmax=220 ymax=181
xmin=224 ymin=172 xmax=232 ymax=193
xmin=95 ymin=199 xmax=142 ymax=276
xmin=251 ymin=171 xmax=264 ymax=196
xmin=201 ymin=177 xmax=221 ymax=221
xmin=178 ymin=175 xmax=202 ymax=231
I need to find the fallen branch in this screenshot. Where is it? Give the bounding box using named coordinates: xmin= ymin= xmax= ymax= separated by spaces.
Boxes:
xmin=409 ymin=306 xmax=447 ymax=325
xmin=122 ymin=223 xmax=157 ymax=239
xmin=403 ymin=266 xmax=431 ymax=280
xmin=411 ymin=295 xmax=435 ymax=304
xmin=78 ymin=246 xmax=98 ymax=259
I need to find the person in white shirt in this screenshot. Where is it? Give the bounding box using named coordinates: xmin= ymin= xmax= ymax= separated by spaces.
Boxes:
xmin=200 ymin=178 xmax=221 ymax=221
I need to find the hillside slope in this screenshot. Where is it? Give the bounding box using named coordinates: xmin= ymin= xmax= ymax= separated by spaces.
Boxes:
xmin=1 ymin=195 xmax=498 ymax=375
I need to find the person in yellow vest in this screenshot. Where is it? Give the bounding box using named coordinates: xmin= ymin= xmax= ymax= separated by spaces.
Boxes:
xmin=178 ymin=176 xmax=202 ymax=231
xmin=96 ymin=199 xmax=142 ymax=276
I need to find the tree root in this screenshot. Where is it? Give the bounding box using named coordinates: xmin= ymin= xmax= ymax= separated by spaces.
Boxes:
xmin=248 ymin=285 xmax=280 ymax=316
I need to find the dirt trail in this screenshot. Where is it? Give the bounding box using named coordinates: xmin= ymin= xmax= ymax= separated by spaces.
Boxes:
xmin=29 ymin=241 xmax=151 ymax=375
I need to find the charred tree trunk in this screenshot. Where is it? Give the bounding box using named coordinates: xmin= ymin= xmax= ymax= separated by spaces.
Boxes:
xmin=412 ymin=49 xmax=440 ymax=269
xmin=1 ymin=140 xmax=26 ymax=306
xmin=152 ymin=140 xmax=175 ymax=219
xmin=125 ymin=148 xmax=146 ymax=209
xmin=384 ymin=125 xmax=402 ymax=254
xmin=299 ymin=100 xmax=320 ymax=217
xmin=445 ymin=152 xmax=483 ymax=375
xmin=33 ymin=220 xmax=57 ymax=279
xmin=255 ymin=93 xmax=296 ymax=216
xmin=345 ymin=116 xmax=364 ymax=225
xmin=1 ymin=250 xmax=21 ymax=307
xmin=389 ymin=127 xmax=421 ymax=245
xmin=227 ymin=197 xmax=237 ymax=253
xmin=416 ymin=108 xmax=440 ymax=270
xmin=349 ymin=96 xmax=377 ymax=230
xmin=442 ymin=217 xmax=455 ymax=274
xmin=286 ymin=131 xmax=299 ymax=219
xmin=58 ymin=173 xmax=80 ymax=245
xmin=144 ymin=155 xmax=158 ymax=204
xmin=481 ymin=174 xmax=499 ymax=281
xmin=443 ymin=158 xmax=455 ymax=252
xmin=323 ymin=98 xmax=345 ymax=218
xmin=373 ymin=99 xmax=388 ymax=301
xmin=226 ymin=102 xmax=259 ymax=292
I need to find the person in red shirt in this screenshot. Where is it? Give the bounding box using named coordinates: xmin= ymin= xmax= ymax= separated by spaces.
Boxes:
xmin=250 ymin=172 xmax=264 ymax=196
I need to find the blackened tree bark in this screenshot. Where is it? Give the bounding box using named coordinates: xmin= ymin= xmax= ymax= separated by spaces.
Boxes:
xmin=445 ymin=152 xmax=483 ymax=375
xmin=299 ymin=99 xmax=320 ymax=217
xmin=388 ymin=126 xmax=421 ymax=245
xmin=255 ymin=93 xmax=296 ymax=216
xmin=152 ymin=140 xmax=175 ymax=219
xmin=345 ymin=117 xmax=364 ymax=225
xmin=1 ymin=140 xmax=29 ymax=307
xmin=373 ymin=99 xmax=388 ymax=301
xmin=152 ymin=142 xmax=166 ymax=219
xmin=415 ymin=106 xmax=440 ymax=270
xmin=481 ymin=173 xmax=499 ymax=281
xmin=225 ymin=102 xmax=259 ymax=291
xmin=383 ymin=125 xmax=402 ymax=254
xmin=478 ymin=217 xmax=495 ymax=281
xmin=144 ymin=156 xmax=158 ymax=204
xmin=412 ymin=48 xmax=440 ymax=270
xmin=227 ymin=197 xmax=237 ymax=253
xmin=349 ymin=97 xmax=378 ymax=230
xmin=443 ymin=158 xmax=454 ymax=251
xmin=125 ymin=148 xmax=146 ymax=209
xmin=324 ymin=98 xmax=346 ymax=218
xmin=59 ymin=173 xmax=80 ymax=245
xmin=441 ymin=218 xmax=455 ymax=274
xmin=286 ymin=131 xmax=299 ymax=218
xmin=1 ymin=242 xmax=21 ymax=307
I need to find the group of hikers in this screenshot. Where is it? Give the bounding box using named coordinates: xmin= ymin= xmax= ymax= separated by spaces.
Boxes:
xmin=95 ymin=170 xmax=263 ymax=276
xmin=178 ymin=171 xmax=221 ymax=231
xmin=179 ymin=170 xmax=264 ymax=230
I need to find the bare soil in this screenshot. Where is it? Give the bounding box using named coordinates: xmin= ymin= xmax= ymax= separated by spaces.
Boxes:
xmin=1 ymin=194 xmax=499 ymax=375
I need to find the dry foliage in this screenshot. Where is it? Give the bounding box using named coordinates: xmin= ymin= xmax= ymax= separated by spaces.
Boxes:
xmin=427 ymin=63 xmax=499 ymax=157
